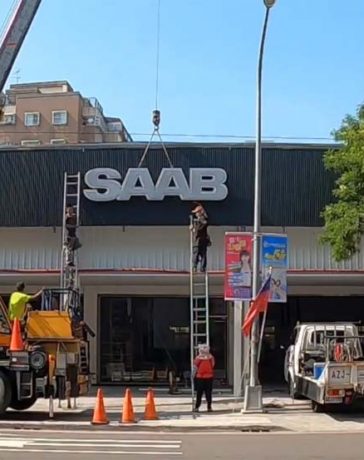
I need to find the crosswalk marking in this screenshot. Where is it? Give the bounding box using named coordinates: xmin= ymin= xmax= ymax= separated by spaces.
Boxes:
xmin=0 ymin=435 xmax=183 ymax=456
xmin=0 ymin=448 xmax=182 ymax=455
xmin=30 ymin=442 xmax=181 ymax=448
xmin=0 ymin=440 xmax=26 ymax=448
xmin=1 ymin=437 xmax=181 ymax=444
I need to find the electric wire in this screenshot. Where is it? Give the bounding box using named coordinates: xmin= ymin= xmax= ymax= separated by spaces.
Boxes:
xmin=0 ymin=129 xmax=335 ymax=142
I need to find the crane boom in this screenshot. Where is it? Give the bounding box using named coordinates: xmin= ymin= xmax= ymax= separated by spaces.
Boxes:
xmin=0 ymin=0 xmax=41 ymax=94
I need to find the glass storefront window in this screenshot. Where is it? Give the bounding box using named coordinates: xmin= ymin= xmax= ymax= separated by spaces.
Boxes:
xmin=98 ymin=295 xmax=227 ymax=384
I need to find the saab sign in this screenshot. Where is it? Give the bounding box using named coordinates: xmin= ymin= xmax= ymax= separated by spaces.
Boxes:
xmin=83 ymin=168 xmax=228 ymax=202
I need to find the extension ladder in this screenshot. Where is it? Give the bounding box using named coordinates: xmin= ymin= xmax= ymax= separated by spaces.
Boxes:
xmin=60 ymin=172 xmax=81 ymax=305
xmin=189 ymin=216 xmax=210 ymax=408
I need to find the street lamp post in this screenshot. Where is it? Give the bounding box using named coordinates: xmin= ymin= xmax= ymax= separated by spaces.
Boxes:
xmin=243 ymin=0 xmax=276 ymax=413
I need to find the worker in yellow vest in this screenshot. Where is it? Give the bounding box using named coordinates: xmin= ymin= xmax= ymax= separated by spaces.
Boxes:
xmin=8 ymin=282 xmax=43 ymax=321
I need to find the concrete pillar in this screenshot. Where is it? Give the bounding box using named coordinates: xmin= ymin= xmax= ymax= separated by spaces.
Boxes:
xmin=233 ymin=301 xmax=243 ymax=397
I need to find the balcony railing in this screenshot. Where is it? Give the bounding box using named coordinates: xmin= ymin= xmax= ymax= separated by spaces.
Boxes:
xmin=83 ymin=97 xmax=104 ymax=114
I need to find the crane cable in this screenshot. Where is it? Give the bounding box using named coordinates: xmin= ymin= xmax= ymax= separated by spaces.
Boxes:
xmin=138 ymin=0 xmax=173 ymax=169
xmin=154 ymin=0 xmax=161 ymax=110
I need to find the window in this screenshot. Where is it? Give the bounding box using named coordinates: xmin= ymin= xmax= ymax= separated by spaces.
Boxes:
xmin=24 ymin=112 xmax=40 ymax=126
xmin=0 ymin=114 xmax=16 ymax=125
xmin=107 ymin=121 xmax=122 ymax=132
xmin=52 ymin=110 xmax=68 ymax=125
xmin=50 ymin=139 xmax=66 ymax=145
xmin=21 ymin=140 xmax=41 ymax=146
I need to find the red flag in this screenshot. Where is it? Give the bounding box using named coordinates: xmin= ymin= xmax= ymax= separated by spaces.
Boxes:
xmin=242 ymin=275 xmax=271 ymax=337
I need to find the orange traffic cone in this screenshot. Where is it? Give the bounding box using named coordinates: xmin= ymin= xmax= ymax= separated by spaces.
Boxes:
xmin=10 ymin=318 xmax=24 ymax=352
xmin=144 ymin=388 xmax=158 ymax=420
xmin=121 ymin=388 xmax=135 ymax=423
xmin=91 ymin=388 xmax=109 ymax=425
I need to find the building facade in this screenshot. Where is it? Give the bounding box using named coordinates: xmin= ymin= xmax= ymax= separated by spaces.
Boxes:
xmin=0 ymin=81 xmax=132 ymax=147
xmin=1 ymin=142 xmax=363 ymax=388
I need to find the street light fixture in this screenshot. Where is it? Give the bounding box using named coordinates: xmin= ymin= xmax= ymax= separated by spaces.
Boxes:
xmin=243 ymin=0 xmax=277 ymax=413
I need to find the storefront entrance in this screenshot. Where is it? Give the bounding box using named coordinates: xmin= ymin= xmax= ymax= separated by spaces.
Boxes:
xmin=98 ymin=296 xmax=227 ymax=384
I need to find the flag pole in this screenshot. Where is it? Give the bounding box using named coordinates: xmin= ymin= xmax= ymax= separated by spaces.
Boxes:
xmin=257 ymin=310 xmax=267 ymax=364
xmin=257 ymin=267 xmax=272 ymax=364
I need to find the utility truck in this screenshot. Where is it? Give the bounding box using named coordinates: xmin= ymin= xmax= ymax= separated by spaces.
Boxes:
xmin=284 ymin=322 xmax=364 ymax=412
xmin=0 ymin=289 xmax=92 ymax=417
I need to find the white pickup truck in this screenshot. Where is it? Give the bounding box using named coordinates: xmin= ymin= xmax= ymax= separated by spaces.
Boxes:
xmin=284 ymin=323 xmax=364 ymax=412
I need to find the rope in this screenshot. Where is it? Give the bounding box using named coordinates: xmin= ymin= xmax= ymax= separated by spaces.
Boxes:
xmin=156 ymin=129 xmax=174 ymax=167
xmin=137 ymin=130 xmax=156 ymax=168
xmin=137 ymin=126 xmax=173 ymax=168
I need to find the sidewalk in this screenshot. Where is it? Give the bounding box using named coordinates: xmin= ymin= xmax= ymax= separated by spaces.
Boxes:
xmin=1 ymin=386 xmax=364 ymax=433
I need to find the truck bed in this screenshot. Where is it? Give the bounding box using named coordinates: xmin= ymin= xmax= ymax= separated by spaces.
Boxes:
xmin=297 ymin=362 xmax=364 ymax=407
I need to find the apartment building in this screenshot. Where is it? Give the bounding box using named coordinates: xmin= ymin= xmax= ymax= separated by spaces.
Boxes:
xmin=0 ymin=81 xmax=132 ymax=146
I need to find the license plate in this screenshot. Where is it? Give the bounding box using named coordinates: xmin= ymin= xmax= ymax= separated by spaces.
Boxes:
xmin=329 ymin=366 xmax=351 ymax=385
xmin=325 ymin=397 xmax=342 ymax=404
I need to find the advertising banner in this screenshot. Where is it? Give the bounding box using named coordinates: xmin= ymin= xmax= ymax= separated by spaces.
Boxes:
xmin=261 ymin=234 xmax=288 ymax=303
xmin=224 ymin=233 xmax=253 ymax=301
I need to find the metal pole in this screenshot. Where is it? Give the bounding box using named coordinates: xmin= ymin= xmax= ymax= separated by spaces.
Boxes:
xmin=243 ymin=1 xmax=275 ymax=412
xmin=233 ymin=300 xmax=243 ymax=397
xmin=189 ymin=215 xmax=195 ymax=411
xmin=257 ymin=308 xmax=268 ymax=364
xmin=257 ymin=267 xmax=272 ymax=363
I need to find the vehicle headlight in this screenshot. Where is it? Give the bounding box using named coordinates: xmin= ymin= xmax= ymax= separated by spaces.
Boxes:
xmin=30 ymin=351 xmax=47 ymax=370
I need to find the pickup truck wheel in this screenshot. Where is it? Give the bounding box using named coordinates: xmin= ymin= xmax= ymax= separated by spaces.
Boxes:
xmin=312 ymin=401 xmax=324 ymax=413
xmin=0 ymin=371 xmax=12 ymax=413
xmin=9 ymin=395 xmax=37 ymax=411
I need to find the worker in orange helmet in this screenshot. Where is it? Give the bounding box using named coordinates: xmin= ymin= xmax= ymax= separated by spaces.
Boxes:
xmin=190 ymin=203 xmax=211 ymax=273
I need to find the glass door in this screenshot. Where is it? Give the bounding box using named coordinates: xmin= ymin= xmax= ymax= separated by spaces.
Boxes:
xmin=99 ymin=296 xmax=132 ymax=383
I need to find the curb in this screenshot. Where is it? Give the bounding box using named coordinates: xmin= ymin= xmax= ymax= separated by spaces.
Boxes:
xmin=0 ymin=422 xmax=288 ymax=433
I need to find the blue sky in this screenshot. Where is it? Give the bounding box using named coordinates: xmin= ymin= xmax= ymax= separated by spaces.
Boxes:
xmin=1 ymin=0 xmax=363 ymax=142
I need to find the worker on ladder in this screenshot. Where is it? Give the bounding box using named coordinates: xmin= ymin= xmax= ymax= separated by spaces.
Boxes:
xmin=190 ymin=203 xmax=211 ymax=273
xmin=64 ymin=204 xmax=82 ymax=269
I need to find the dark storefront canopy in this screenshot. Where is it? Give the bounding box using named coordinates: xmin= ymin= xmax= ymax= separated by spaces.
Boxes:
xmin=0 ymin=142 xmax=336 ymax=227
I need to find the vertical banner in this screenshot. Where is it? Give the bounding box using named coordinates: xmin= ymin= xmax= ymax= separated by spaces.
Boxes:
xmin=261 ymin=234 xmax=288 ymax=303
xmin=224 ymin=233 xmax=253 ymax=301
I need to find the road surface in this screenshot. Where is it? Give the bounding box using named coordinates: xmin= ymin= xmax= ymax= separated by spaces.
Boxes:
xmin=0 ymin=430 xmax=364 ymax=458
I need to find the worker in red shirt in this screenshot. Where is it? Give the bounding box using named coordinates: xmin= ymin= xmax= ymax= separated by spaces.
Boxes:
xmin=193 ymin=344 xmax=215 ymax=412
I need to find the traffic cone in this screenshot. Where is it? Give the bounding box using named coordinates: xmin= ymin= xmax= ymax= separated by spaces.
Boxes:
xmin=144 ymin=388 xmax=158 ymax=420
xmin=121 ymin=388 xmax=136 ymax=423
xmin=91 ymin=388 xmax=109 ymax=425
xmin=10 ymin=318 xmax=24 ymax=352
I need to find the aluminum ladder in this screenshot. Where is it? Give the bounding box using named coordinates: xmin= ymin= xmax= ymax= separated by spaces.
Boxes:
xmin=190 ymin=272 xmax=210 ymax=352
xmin=60 ymin=172 xmax=81 ymax=304
xmin=189 ymin=216 xmax=210 ymax=409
